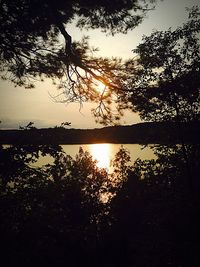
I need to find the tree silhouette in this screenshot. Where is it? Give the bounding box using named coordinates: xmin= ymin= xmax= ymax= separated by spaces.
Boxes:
xmin=0 ymin=144 xmax=112 ymax=266
xmin=107 ymin=142 xmax=200 ymax=267
xmin=124 ymin=6 xmax=200 ymax=123
xmin=1 ymin=3 xmax=199 ymax=125
xmin=60 ymin=121 xmax=71 ymax=127
xmin=111 ymin=145 xmax=132 ymax=187
xmin=1 ymin=3 xmax=200 ymax=265
xmin=0 ymin=0 xmax=156 ymax=124
xmin=1 ymin=142 xmax=200 ymax=266
xmin=19 ymin=121 xmax=37 ymax=130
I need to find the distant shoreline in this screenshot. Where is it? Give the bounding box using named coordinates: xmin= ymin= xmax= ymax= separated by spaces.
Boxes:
xmin=0 ymin=122 xmax=199 ymax=145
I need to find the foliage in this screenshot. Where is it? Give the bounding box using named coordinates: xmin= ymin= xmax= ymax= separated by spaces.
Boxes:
xmin=111 ymin=145 xmax=132 ymax=186
xmin=94 ymin=9 xmax=200 ymax=264
xmin=60 ymin=121 xmax=71 ymax=127
xmin=107 ymin=143 xmax=200 ymax=267
xmin=134 ymin=144 xmax=200 ymax=194
xmin=0 ymin=144 xmax=115 ymax=266
xmin=0 ymin=0 xmax=156 ymax=124
xmin=0 ymin=144 xmax=62 ymax=186
xmin=1 ymin=2 xmax=199 ymax=125
xmin=19 ymin=121 xmax=36 ymax=130
xmin=53 ymin=121 xmax=71 ymax=128
xmin=124 ymin=6 xmax=200 ymax=123
xmin=1 ymin=142 xmax=200 ymax=266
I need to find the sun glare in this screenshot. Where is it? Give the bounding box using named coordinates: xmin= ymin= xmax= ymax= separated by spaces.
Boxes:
xmin=95 ymin=81 xmax=106 ymax=95
xmin=89 ymin=143 xmax=111 ymax=170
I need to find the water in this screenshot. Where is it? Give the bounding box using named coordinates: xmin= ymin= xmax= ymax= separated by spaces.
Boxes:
xmin=37 ymin=143 xmax=155 ymax=171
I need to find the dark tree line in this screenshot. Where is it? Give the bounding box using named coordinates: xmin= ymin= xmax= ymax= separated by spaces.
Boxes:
xmin=109 ymin=145 xmax=200 ymax=267
xmin=1 ymin=143 xmax=200 ymax=267
xmin=1 ymin=1 xmax=200 ymax=266
xmin=0 ymin=145 xmax=111 ymax=266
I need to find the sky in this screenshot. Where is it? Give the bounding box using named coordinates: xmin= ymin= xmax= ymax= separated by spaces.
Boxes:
xmin=0 ymin=0 xmax=199 ymax=129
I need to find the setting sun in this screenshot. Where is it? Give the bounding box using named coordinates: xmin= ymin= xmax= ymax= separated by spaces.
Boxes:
xmin=95 ymin=81 xmax=106 ymax=95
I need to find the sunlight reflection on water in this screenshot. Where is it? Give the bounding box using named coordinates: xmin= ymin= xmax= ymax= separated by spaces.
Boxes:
xmin=63 ymin=143 xmax=155 ymax=172
xmin=33 ymin=143 xmax=156 ymax=171
xmin=87 ymin=143 xmax=111 ymax=169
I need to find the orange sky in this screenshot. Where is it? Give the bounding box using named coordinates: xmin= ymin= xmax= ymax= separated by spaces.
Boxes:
xmin=0 ymin=0 xmax=199 ymax=129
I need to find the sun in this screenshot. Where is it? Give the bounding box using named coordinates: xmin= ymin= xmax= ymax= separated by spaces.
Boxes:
xmin=95 ymin=81 xmax=106 ymax=95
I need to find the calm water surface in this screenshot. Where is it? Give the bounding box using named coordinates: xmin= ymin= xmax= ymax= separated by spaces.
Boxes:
xmin=38 ymin=143 xmax=155 ymax=171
